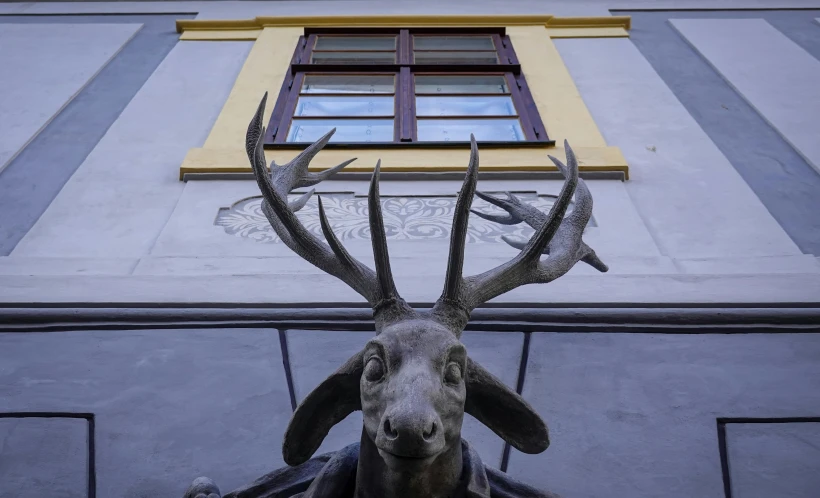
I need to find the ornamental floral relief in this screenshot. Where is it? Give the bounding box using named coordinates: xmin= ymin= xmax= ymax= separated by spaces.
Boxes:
xmin=215 ymin=193 xmax=595 ymax=244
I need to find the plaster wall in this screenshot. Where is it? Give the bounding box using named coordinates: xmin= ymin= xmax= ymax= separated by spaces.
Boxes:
xmin=0 ymin=329 xmax=293 ymax=497
xmin=553 ymin=37 xmax=803 ymax=260
xmin=2 ymin=329 xmax=819 ymax=497
xmin=726 ymin=423 xmax=820 ymax=498
xmin=0 ymin=23 xmax=139 ymax=173
xmin=0 ymin=14 xmax=193 ymax=256
xmin=671 ymin=19 xmax=820 ymax=176
xmin=0 ymin=417 xmax=88 ymax=498
xmin=1 ymin=4 xmax=820 ymax=497
xmin=621 ymin=10 xmax=820 ymax=255
xmin=510 ymin=332 xmax=820 ymax=498
xmin=5 ymin=0 xmax=820 ymax=18
xmin=2 ymin=9 xmax=819 ymax=298
xmin=10 ymin=40 xmax=252 ymax=258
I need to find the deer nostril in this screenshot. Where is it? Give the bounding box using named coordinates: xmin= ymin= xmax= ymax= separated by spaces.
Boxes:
xmin=422 ymin=421 xmax=437 ymax=442
xmin=383 ymin=419 xmax=398 ymax=439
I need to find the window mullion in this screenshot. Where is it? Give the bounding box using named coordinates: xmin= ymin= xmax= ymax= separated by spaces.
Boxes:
xmin=398 ymin=29 xmax=411 ymax=64
xmin=398 ymin=67 xmax=414 ymax=142
xmin=397 ymin=30 xmax=413 ymax=142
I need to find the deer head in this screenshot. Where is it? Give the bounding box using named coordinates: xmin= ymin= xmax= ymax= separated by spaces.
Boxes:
xmin=246 ymin=93 xmax=607 ymax=493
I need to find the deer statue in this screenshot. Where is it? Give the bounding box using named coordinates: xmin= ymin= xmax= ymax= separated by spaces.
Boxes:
xmin=183 ymin=93 xmax=607 ymax=498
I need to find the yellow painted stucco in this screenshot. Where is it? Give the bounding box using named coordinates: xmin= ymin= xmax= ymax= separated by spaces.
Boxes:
xmin=177 ymin=15 xmax=630 ymax=180
xmin=202 ymin=27 xmax=302 ymax=150
xmin=177 ymin=16 xmax=631 ymax=41
xmin=176 ymin=15 xmax=631 ymax=34
xmin=180 ymin=29 xmax=262 ymax=41
xmin=180 ymin=145 xmax=627 ymax=177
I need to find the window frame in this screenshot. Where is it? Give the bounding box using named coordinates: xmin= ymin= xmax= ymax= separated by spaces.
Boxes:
xmin=264 ymin=28 xmax=552 ymax=148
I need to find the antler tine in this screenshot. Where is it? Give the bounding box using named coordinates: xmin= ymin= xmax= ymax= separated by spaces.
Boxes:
xmin=298 ymin=157 xmax=357 ymax=188
xmin=435 ymin=135 xmax=479 ymax=327
xmin=247 ymin=94 xmax=411 ymax=328
xmin=273 ymin=128 xmax=335 ymax=194
xmin=368 ymin=161 xmax=414 ymax=325
xmin=432 ymin=140 xmax=607 ymax=333
xmin=316 ymin=196 xmax=371 ymax=284
xmin=369 ymin=161 xmax=398 ymax=300
xmin=271 ymin=130 xmax=357 ymax=212
xmin=470 ymin=191 xmax=524 ymax=225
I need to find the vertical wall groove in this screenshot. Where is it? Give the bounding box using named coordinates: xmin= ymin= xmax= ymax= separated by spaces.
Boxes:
xmin=278 ymin=329 xmax=298 ymax=411
xmin=500 ymin=331 xmax=532 ymax=472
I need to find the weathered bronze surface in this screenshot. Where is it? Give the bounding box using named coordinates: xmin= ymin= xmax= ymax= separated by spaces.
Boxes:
xmin=184 ymin=93 xmax=607 ymax=498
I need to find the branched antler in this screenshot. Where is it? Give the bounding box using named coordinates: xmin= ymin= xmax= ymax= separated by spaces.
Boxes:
xmin=471 ymin=191 xmax=606 ymax=272
xmin=431 ymin=138 xmax=608 ymax=334
xmin=247 ymin=93 xmax=414 ymax=329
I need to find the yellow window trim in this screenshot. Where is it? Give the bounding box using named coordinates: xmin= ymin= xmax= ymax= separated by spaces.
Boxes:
xmin=180 ymin=146 xmax=628 ymax=179
xmin=177 ymin=16 xmax=630 ymax=180
xmin=176 ymin=15 xmax=631 ymax=38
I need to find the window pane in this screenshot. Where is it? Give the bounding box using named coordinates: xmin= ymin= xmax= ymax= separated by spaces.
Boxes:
xmin=413 ymin=51 xmax=499 ymax=64
xmin=315 ymin=36 xmax=396 ymax=51
xmin=312 ymin=51 xmax=396 ymax=64
xmin=415 ymin=75 xmax=509 ymax=94
xmin=413 ymin=36 xmax=494 ymax=51
xmin=303 ymin=75 xmax=394 ymax=94
xmin=417 ymin=119 xmax=525 ymax=142
xmin=287 ymin=119 xmax=394 ymax=143
xmin=295 ymin=96 xmax=394 ymax=117
xmin=416 ymin=96 xmax=516 ymax=116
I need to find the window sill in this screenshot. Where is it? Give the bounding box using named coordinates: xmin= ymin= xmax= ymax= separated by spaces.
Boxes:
xmin=264 ymin=140 xmax=555 ymax=150
xmin=180 ymin=144 xmax=629 ymax=180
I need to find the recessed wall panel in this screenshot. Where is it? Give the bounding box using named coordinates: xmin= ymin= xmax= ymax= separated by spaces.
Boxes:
xmin=727 ymin=422 xmax=820 ymax=498
xmin=0 ymin=417 xmax=88 ymax=498
xmin=0 ymin=329 xmax=291 ymax=496
xmin=509 ymin=333 xmax=820 ymax=498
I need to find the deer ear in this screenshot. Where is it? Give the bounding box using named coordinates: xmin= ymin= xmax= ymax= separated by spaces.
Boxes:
xmin=465 ymin=357 xmax=549 ymax=454
xmin=282 ymin=349 xmax=364 ymax=465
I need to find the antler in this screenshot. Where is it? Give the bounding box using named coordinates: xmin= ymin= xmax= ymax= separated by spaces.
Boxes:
xmin=247 ymin=93 xmax=414 ymax=329
xmin=431 ymin=138 xmax=608 ymax=334
xmin=471 ymin=192 xmax=607 ymax=272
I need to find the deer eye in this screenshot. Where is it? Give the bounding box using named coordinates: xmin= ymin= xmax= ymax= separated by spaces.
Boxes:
xmin=364 ymin=356 xmax=385 ymax=382
xmin=444 ymin=362 xmax=462 ymax=385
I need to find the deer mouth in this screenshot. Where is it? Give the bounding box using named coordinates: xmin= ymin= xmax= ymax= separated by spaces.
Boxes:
xmin=377 ymin=448 xmax=440 ymax=468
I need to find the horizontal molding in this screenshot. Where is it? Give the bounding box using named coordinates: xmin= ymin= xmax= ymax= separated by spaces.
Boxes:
xmin=176 ymin=15 xmax=631 ymax=40
xmin=176 ymin=15 xmax=630 ymax=31
xmin=0 ymin=412 xmax=96 ymax=498
xmin=182 ymin=170 xmax=627 ymax=181
xmin=547 ymin=27 xmax=630 ymax=38
xmin=1 ymin=306 xmax=819 ymax=333
xmin=179 ymin=145 xmax=630 ymax=180
xmin=180 ymin=29 xmax=261 ymax=41
xmin=3 ymin=274 xmax=819 ymax=306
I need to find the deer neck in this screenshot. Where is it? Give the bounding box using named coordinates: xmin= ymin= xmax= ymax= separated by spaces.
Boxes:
xmin=354 ymin=429 xmax=463 ymax=498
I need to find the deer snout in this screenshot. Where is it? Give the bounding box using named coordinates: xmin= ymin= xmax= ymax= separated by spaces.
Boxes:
xmin=376 ymin=407 xmax=444 ymax=458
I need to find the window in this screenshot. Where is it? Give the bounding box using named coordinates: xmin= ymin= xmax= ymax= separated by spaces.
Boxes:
xmin=264 ymin=29 xmax=551 ymax=147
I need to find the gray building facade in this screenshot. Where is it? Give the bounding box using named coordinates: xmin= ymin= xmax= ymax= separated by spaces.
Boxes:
xmin=1 ymin=1 xmax=819 ymax=497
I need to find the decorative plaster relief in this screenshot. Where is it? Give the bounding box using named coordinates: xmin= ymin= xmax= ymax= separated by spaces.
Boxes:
xmin=215 ymin=192 xmax=593 ymax=244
